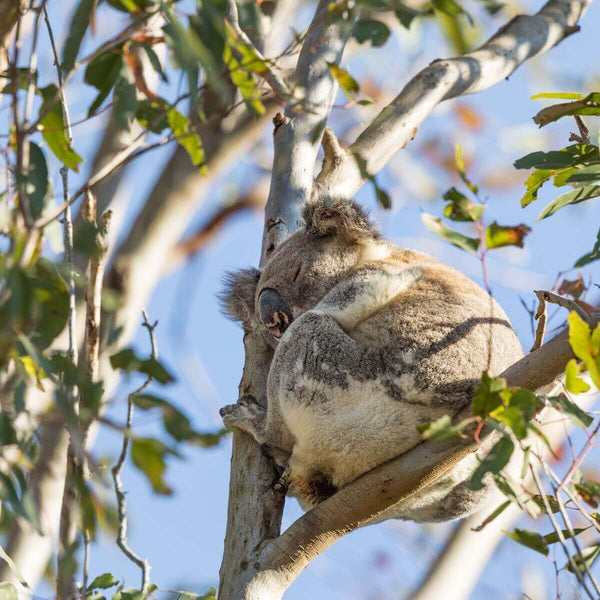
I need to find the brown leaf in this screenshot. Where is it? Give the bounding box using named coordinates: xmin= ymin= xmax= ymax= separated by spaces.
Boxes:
xmin=454 ymin=103 xmax=483 ymax=131
xmin=558 ymin=273 xmax=586 ymax=300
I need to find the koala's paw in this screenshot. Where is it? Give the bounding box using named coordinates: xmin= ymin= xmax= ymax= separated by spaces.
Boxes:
xmin=219 ymin=395 xmax=266 ymax=439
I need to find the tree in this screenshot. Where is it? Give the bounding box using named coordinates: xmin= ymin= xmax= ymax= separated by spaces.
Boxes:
xmin=0 ymin=0 xmax=599 ymax=599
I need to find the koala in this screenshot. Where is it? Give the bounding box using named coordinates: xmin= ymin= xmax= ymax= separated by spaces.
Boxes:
xmin=219 ymin=195 xmax=523 ymax=523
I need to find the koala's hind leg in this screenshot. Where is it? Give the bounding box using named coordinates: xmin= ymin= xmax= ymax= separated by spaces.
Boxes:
xmin=316 ymin=266 xmax=422 ymax=331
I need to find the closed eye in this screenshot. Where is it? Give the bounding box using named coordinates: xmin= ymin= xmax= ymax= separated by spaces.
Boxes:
xmin=291 ymin=264 xmax=302 ymax=283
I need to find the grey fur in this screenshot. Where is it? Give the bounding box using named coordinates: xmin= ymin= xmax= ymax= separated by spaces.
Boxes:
xmin=220 ymin=196 xmax=523 ymax=522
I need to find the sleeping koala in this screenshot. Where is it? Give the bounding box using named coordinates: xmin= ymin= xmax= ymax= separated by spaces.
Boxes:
xmin=219 ymin=195 xmax=523 ymax=522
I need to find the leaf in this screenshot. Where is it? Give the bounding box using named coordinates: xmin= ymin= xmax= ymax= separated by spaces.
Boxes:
xmin=109 ymin=348 xmax=174 ymax=384
xmin=113 ymin=75 xmax=137 ymax=131
xmin=417 ymin=414 xmax=469 ymax=441
xmin=130 ymin=437 xmax=179 ymax=494
xmin=327 ymin=63 xmax=359 ymax=100
xmin=531 ymin=494 xmax=561 ymax=514
xmin=394 ymin=4 xmax=429 ymax=28
xmin=472 ymin=371 xmax=506 ymax=417
xmin=485 ymin=222 xmax=531 ymax=249
xmin=558 ymin=274 xmax=585 ymax=300
xmin=514 ymin=144 xmax=599 ymax=171
xmin=543 ymin=527 xmax=587 ymax=545
xmin=0 ymin=472 xmax=43 ymax=535
xmin=38 ymin=86 xmax=83 ymax=171
xmin=566 ymin=163 xmax=600 ymax=184
xmin=87 ymin=573 xmax=119 ymax=592
xmin=421 ymin=213 xmax=479 ymax=254
xmin=520 ymin=168 xmax=554 ymax=207
xmin=0 ymin=583 xmax=18 ymax=600
xmin=431 ymin=0 xmax=474 ymax=25
xmin=135 ymin=99 xmax=168 ymax=133
xmin=62 ymin=0 xmax=96 ymax=74
xmin=504 ymin=528 xmax=548 ymax=555
xmin=84 ymin=47 xmax=124 ymax=116
xmin=575 ymin=227 xmax=600 ymax=267
xmin=470 ymin=435 xmax=514 ymax=491
xmin=443 ymin=187 xmax=485 ymax=222
xmin=565 ymin=360 xmax=592 ymax=395
xmin=454 ymin=144 xmax=478 ymax=194
xmin=533 ymin=93 xmax=600 ymax=128
xmin=494 ymin=473 xmax=541 ymax=518
xmin=166 ymin=108 xmax=206 ymax=172
xmin=25 ymin=142 xmax=49 ymax=220
xmin=574 ymin=480 xmax=600 ymax=508
xmin=566 ymin=544 xmax=600 ymax=574
xmin=471 ymin=500 xmax=511 ymax=532
xmin=537 ymin=184 xmax=600 ymax=220
xmin=531 ymin=92 xmax=584 ymax=100
xmin=490 ymin=406 xmax=527 ymax=440
xmin=567 ymin=311 xmax=600 ymax=389
xmin=352 ymin=20 xmax=391 ymax=46
xmin=223 ymin=41 xmax=265 ymax=116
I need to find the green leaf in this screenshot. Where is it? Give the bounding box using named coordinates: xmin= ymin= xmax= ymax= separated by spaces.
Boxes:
xmin=565 ymin=163 xmax=600 ymax=184
xmin=489 ymin=406 xmax=527 ymax=440
xmin=87 ymin=573 xmax=119 ymax=592
xmin=574 ymin=480 xmax=600 ymax=508
xmin=421 ymin=213 xmax=479 ymax=254
xmin=140 ymin=43 xmax=167 ymax=82
xmin=62 ymin=0 xmax=96 ymax=74
xmin=166 ymin=108 xmax=206 ymax=172
xmin=565 ymin=359 xmax=592 ymax=394
xmin=109 ymin=348 xmax=174 ymax=384
xmin=442 ymin=187 xmax=485 ymax=222
xmin=131 ymin=437 xmax=180 ymax=495
xmin=38 ymin=86 xmax=83 ymax=171
xmin=472 ymin=372 xmax=506 ymax=417
xmin=537 ymin=184 xmax=600 ymax=220
xmin=25 ymin=142 xmax=49 ymax=220
xmin=520 ymin=169 xmax=554 ymax=207
xmin=327 ymin=63 xmax=359 ymax=100
xmin=566 ymin=544 xmax=600 ymax=574
xmin=470 ymin=435 xmax=514 ymax=491
xmin=85 ymin=47 xmax=124 ymax=116
xmin=530 ymin=92 xmax=584 ymax=100
xmin=114 ymin=75 xmax=137 ymax=131
xmin=0 ymin=583 xmax=18 ymax=600
xmin=471 ymin=500 xmax=511 ymax=532
xmin=417 ymin=414 xmax=469 ymax=441
xmin=494 ymin=473 xmax=541 ymax=518
xmin=135 ymin=99 xmax=168 ymax=133
xmin=485 ymin=222 xmax=531 ymax=249
xmin=0 ymin=472 xmax=43 ymax=535
xmin=504 ymin=528 xmax=548 ymax=555
xmin=224 ymin=42 xmax=265 ymax=116
xmin=567 ymin=311 xmax=600 ymax=389
xmin=514 ymin=144 xmax=599 ymax=171
xmin=543 ymin=527 xmax=587 ymax=545
xmin=431 ymin=0 xmax=474 ymax=25
xmin=531 ymin=494 xmax=561 ymax=514
xmin=575 ymin=227 xmax=600 ymax=267
xmin=352 ymin=20 xmax=391 ymax=46
xmin=454 ymin=144 xmax=478 ymax=194
xmin=394 ymin=4 xmax=429 ymax=28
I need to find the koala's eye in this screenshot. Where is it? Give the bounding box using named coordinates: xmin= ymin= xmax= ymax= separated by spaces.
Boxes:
xmin=291 ymin=264 xmax=302 ymax=283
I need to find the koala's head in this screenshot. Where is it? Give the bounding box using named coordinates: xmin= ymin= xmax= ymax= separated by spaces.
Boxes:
xmin=219 ymin=195 xmax=383 ymax=340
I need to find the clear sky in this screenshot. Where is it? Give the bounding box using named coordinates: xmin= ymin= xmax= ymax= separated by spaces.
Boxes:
xmin=27 ymin=0 xmax=600 ymax=598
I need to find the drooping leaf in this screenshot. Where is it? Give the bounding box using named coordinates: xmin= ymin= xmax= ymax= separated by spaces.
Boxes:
xmin=543 ymin=528 xmax=588 ymax=545
xmin=537 ymin=184 xmax=600 ymax=220
xmin=0 ymin=472 xmax=43 ymax=535
xmin=470 ymin=435 xmax=514 ymax=491
xmin=421 ymin=213 xmax=479 ymax=254
xmin=62 ymin=0 xmax=96 ymax=74
xmin=87 ymin=573 xmax=119 ymax=591
xmin=84 ymin=46 xmax=124 ymax=116
xmin=564 ymin=359 xmax=592 ymax=395
xmin=166 ymin=108 xmax=206 ymax=172
xmin=327 ymin=63 xmax=359 ymax=100
xmin=485 ymin=222 xmax=531 ymax=249
xmin=24 ymin=141 xmax=49 ymax=220
xmin=471 ymin=500 xmax=511 ymax=532
xmin=575 ymin=227 xmax=600 ymax=267
xmin=113 ymin=73 xmax=138 ymax=131
xmin=504 ymin=528 xmax=548 ymax=555
xmin=454 ymin=144 xmax=478 ymax=194
xmin=38 ymin=86 xmax=83 ymax=171
xmin=109 ymin=348 xmax=174 ymax=384
xmin=224 ymin=41 xmax=265 ymax=116
xmin=443 ymin=187 xmax=485 ymax=222
xmin=566 ymin=544 xmax=600 ymax=574
xmin=130 ymin=437 xmax=180 ymax=495
xmin=352 ymin=20 xmax=391 ymax=46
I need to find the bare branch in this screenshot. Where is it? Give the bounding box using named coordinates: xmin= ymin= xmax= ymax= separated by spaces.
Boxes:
xmin=318 ymin=0 xmax=594 ymax=196
xmin=534 ymin=289 xmax=591 ymax=323
xmin=531 ymin=290 xmax=548 ymax=351
xmin=111 ymin=311 xmax=157 ymax=592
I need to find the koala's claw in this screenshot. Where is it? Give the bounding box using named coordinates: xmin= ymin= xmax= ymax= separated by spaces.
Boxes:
xmin=273 ymin=464 xmax=291 ymax=492
xmin=219 ymin=395 xmax=266 ymax=438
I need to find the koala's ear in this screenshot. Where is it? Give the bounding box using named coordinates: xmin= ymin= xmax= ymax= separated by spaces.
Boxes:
xmin=302 ymin=195 xmax=380 ymax=243
xmin=218 ymin=267 xmax=261 ymax=322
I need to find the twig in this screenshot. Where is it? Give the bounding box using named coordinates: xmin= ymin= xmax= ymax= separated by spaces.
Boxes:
xmin=111 ymin=310 xmax=157 ymax=593
xmin=529 ymin=465 xmax=594 ymax=599
xmin=534 ymin=289 xmax=591 ymax=327
xmin=569 ymin=115 xmax=590 ymax=143
xmin=531 ymin=290 xmax=548 ymax=351
xmin=557 ymin=421 xmax=600 ymax=492
xmin=225 ymin=0 xmax=291 ymax=101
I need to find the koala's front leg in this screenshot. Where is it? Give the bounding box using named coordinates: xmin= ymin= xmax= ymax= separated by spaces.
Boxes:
xmin=220 ymin=395 xmax=269 ymax=444
xmin=316 ymin=266 xmax=423 ymax=331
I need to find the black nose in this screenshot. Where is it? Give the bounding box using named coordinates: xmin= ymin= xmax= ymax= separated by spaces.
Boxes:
xmin=258 ymin=288 xmax=293 ymax=338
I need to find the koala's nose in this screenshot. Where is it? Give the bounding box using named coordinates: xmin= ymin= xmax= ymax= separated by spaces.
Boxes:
xmin=258 ymin=288 xmax=293 ymax=339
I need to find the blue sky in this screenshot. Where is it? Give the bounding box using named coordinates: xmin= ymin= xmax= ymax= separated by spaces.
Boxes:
xmin=25 ymin=0 xmax=600 ymax=598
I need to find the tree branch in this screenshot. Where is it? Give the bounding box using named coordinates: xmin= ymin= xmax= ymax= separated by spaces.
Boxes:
xmin=317 ymin=0 xmax=594 ymax=196
xmin=239 ymin=318 xmax=598 ymax=599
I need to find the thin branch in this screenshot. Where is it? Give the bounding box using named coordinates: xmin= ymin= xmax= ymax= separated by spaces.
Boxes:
xmin=317 ymin=0 xmax=594 ymax=196
xmin=556 ymin=421 xmax=600 ymax=492
xmin=111 ymin=310 xmax=156 ymax=593
xmin=531 ymin=290 xmax=548 ymax=351
xmin=569 ymin=115 xmax=590 ymax=143
xmin=534 ymin=289 xmax=591 ymax=324
xmin=226 ymin=0 xmax=291 ymax=101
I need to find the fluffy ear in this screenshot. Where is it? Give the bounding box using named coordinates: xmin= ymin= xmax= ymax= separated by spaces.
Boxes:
xmin=218 ymin=267 xmax=261 ymax=322
xmin=302 ymin=194 xmax=380 ymax=243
